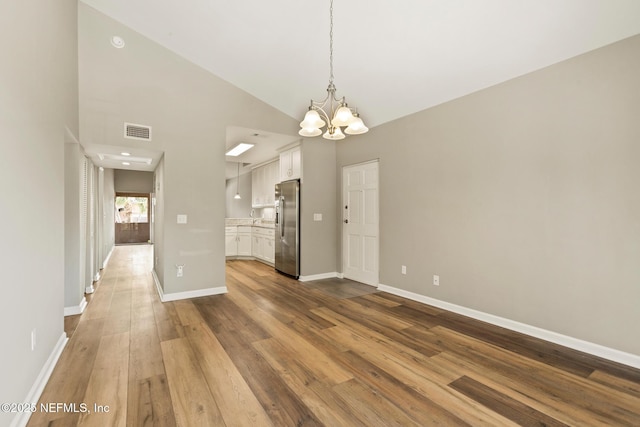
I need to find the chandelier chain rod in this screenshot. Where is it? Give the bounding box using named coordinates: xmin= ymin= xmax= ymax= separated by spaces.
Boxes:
xmin=329 ymin=0 xmax=334 ymax=86
xmin=298 ymin=0 xmax=368 ymax=139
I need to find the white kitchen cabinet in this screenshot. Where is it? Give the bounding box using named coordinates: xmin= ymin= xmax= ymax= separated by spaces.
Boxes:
xmin=279 ymin=144 xmax=301 ymax=181
xmin=237 ymin=226 xmax=252 ymax=256
xmin=263 ymin=233 xmax=275 ymax=264
xmin=226 ymin=226 xmax=252 ymax=257
xmin=225 ymin=226 xmax=238 ymax=256
xmin=251 ymin=171 xmax=259 ymax=207
xmin=266 ymin=161 xmax=278 ymax=205
xmin=251 ymin=159 xmax=279 ymax=208
xmin=252 ymin=233 xmax=262 ymax=259
xmin=251 ymin=226 xmax=275 ymax=265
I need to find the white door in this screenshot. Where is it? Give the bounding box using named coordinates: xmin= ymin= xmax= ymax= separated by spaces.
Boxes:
xmin=342 ymin=160 xmax=379 ymax=286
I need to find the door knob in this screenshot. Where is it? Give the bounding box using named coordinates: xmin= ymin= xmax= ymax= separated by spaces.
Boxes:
xmin=344 ymin=219 xmax=349 ymax=223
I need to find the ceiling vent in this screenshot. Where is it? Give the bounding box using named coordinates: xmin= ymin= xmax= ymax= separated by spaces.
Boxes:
xmin=124 ymin=122 xmax=152 ymax=141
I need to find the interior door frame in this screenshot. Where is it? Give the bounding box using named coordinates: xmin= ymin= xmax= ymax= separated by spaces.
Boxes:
xmin=114 ymin=192 xmax=152 ymax=244
xmin=341 ymin=159 xmax=380 ymax=286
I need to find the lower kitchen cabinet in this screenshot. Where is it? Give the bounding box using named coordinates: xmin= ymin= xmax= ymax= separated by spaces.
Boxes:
xmin=225 ymin=226 xmax=252 ymax=257
xmin=263 ymin=235 xmax=275 ymax=264
xmin=225 ymin=227 xmax=237 ymax=256
xmin=226 ymin=225 xmax=274 ymax=264
xmin=237 ymin=227 xmax=252 ymax=256
xmin=252 ymin=226 xmax=275 ymax=265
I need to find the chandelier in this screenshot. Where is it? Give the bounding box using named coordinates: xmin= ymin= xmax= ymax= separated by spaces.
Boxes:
xmin=299 ymin=0 xmax=368 ymax=140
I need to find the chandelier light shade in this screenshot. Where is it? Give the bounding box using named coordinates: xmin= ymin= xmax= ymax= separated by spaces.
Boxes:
xmin=299 ymin=0 xmax=368 ymax=140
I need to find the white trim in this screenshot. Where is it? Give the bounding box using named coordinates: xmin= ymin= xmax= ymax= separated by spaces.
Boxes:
xmin=378 ymin=283 xmax=640 ymax=370
xmin=299 ymin=272 xmax=339 ymax=282
xmin=152 ymin=269 xmax=163 ymax=300
xmin=64 ymin=126 xmax=80 ymax=144
xmin=276 ymin=140 xmax=301 ymax=153
xmin=64 ymin=297 xmax=87 ymax=316
xmin=11 ymin=333 xmax=68 ymax=427
xmin=102 ymin=245 xmax=114 ymax=269
xmin=152 ymin=269 xmax=227 ymax=302
xmin=342 ymin=160 xmax=380 ymax=286
xmin=85 ymin=283 xmax=95 ymax=294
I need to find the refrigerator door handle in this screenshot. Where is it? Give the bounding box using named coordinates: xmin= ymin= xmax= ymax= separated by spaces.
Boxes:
xmin=279 ymin=196 xmax=285 ymax=238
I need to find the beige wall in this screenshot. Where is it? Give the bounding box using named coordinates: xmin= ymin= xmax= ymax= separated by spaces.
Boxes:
xmin=64 ymin=142 xmax=84 ymax=309
xmin=114 ymin=169 xmax=154 ymax=193
xmin=102 ymin=168 xmax=116 ymax=259
xmin=153 ymin=157 xmax=165 ymax=288
xmin=225 ymin=171 xmax=253 ymax=218
xmin=300 ymin=139 xmax=338 ymax=276
xmin=79 ymin=4 xmax=299 ymax=295
xmin=0 ymin=0 xmax=78 ymax=423
xmin=336 ymin=34 xmax=640 ymax=356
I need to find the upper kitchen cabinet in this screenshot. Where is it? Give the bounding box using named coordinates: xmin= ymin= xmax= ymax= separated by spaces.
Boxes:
xmin=251 ymin=159 xmax=279 ymax=208
xmin=279 ymin=143 xmax=301 ymax=182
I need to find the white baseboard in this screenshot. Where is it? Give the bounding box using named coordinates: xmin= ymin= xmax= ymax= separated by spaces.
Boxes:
xmin=378 ymin=283 xmax=640 ymax=370
xmin=85 ymin=283 xmax=95 ymax=294
xmin=299 ymin=272 xmax=339 ymax=282
xmin=11 ymin=333 xmax=68 ymax=427
xmin=102 ymin=245 xmax=114 ymax=269
xmin=64 ymin=297 xmax=87 ymax=317
xmin=152 ymin=269 xmax=227 ymax=302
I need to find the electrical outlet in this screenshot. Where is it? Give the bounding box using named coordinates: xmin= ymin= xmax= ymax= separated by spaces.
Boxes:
xmin=31 ymin=329 xmax=36 ymax=351
xmin=176 ymin=265 xmax=184 ymax=277
xmin=401 ymin=265 xmax=407 ymax=275
xmin=433 ymin=275 xmax=440 ymax=286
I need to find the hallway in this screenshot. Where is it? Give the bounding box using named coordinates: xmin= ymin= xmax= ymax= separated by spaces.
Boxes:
xmin=28 ymin=244 xmax=173 ymax=426
xmin=28 ymin=245 xmax=640 ymax=426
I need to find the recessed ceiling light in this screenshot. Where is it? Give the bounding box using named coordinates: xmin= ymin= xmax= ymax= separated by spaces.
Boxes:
xmin=111 ymin=36 xmax=125 ymax=49
xmin=122 ymin=162 xmax=130 ymax=166
xmin=225 ymin=143 xmax=255 ymax=157
xmin=121 ymin=152 xmax=131 ymax=156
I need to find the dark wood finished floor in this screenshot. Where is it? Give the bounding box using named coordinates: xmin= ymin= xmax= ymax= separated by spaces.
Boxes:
xmin=29 ymin=245 xmax=640 ymax=426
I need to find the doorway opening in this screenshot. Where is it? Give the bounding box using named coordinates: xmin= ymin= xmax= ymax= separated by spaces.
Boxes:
xmin=115 ymin=192 xmax=151 ymax=244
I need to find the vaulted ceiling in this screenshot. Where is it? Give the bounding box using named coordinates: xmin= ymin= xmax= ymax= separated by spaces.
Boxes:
xmin=79 ymin=1 xmax=640 ymax=176
xmin=80 ymin=0 xmax=640 ymax=128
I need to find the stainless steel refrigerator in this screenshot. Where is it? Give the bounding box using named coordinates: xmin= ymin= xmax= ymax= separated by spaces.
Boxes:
xmin=274 ymin=179 xmax=300 ymax=278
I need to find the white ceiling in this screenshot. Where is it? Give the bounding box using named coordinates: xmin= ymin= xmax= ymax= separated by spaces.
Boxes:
xmin=79 ymin=0 xmax=640 ymax=175
xmin=224 ymin=126 xmax=300 ymax=178
xmin=83 ymin=143 xmax=163 ymax=172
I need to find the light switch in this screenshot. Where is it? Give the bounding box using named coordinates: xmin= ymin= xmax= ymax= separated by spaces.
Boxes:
xmin=177 ymin=214 xmax=188 ymax=224
xmin=313 ymin=213 xmax=322 ymax=221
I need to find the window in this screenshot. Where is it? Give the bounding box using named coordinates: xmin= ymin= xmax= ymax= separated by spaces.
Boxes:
xmin=115 ymin=195 xmax=149 ymax=223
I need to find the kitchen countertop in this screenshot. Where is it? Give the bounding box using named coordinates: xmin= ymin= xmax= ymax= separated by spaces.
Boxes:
xmin=225 ymin=218 xmax=275 ymax=229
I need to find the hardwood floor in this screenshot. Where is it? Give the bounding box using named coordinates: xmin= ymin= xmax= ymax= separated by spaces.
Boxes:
xmin=29 ymin=245 xmax=640 ymax=426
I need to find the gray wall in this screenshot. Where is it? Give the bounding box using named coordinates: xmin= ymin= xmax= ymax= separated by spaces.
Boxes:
xmin=114 ymin=169 xmax=154 ymax=193
xmin=102 ymin=168 xmax=116 ymax=262
xmin=79 ymin=4 xmax=299 ymax=295
xmin=0 ymin=0 xmax=78 ymax=423
xmin=225 ymin=171 xmax=252 ymax=218
xmin=336 ymin=34 xmax=640 ymax=356
xmin=64 ymin=142 xmax=83 ymax=309
xmin=153 ymin=158 xmax=165 ymax=289
xmin=301 ymin=139 xmax=338 ymax=276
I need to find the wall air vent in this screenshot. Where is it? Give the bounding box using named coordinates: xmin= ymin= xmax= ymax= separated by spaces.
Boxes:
xmin=124 ymin=122 xmax=152 ymax=141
